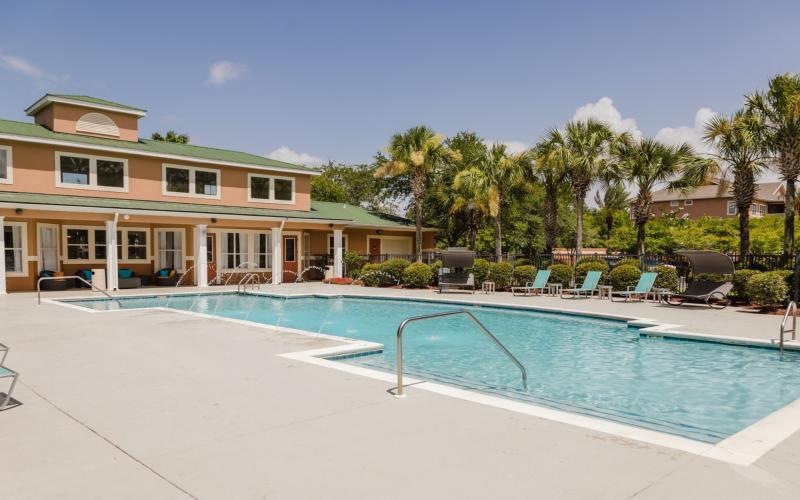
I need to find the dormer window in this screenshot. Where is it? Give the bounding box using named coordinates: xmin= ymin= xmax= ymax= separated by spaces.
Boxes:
xmin=75 ymin=112 xmax=120 ymax=137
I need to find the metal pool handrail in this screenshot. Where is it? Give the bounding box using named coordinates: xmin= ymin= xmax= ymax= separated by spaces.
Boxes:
xmin=37 ymin=276 xmax=118 ymax=305
xmin=395 ymin=309 xmax=528 ymax=397
xmin=780 ymin=301 xmax=797 ymax=351
xmin=237 ymin=273 xmax=260 ymax=293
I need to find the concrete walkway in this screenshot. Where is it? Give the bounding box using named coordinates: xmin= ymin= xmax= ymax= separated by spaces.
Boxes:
xmin=0 ymin=284 xmax=798 ymax=499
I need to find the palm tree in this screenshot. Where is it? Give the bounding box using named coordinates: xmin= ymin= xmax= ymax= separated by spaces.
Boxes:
xmin=375 ymin=126 xmax=458 ymax=261
xmin=679 ymin=110 xmax=768 ymax=256
xmin=615 ymin=138 xmax=705 ymax=254
xmin=532 ymin=140 xmax=568 ymax=253
xmin=593 ymin=182 xmax=629 ymax=240
xmin=446 ymin=132 xmax=489 ymax=250
xmin=454 ymin=143 xmax=531 ymax=261
xmin=746 ymin=74 xmax=800 ymax=257
xmin=151 ymin=130 xmax=190 ymax=144
xmin=544 ymin=119 xmax=616 ymax=254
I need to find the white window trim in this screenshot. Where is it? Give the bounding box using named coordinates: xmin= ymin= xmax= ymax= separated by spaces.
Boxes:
xmin=0 ymin=145 xmax=13 ymax=184
xmin=162 ymin=164 xmax=221 ymax=200
xmin=727 ymin=201 xmax=737 ymax=216
xmin=247 ymin=173 xmax=296 ymax=204
xmin=327 ymin=232 xmax=348 ymax=255
xmin=211 ymin=228 xmax=285 ymax=272
xmin=54 ymin=151 xmax=129 ymax=192
xmin=683 ymin=199 xmax=693 ymax=206
xmin=669 ymin=200 xmax=679 ymax=207
xmin=61 ymin=225 xmax=150 ymax=264
xmin=4 ymin=221 xmax=28 ymax=277
xmin=154 ymin=228 xmax=186 ymax=272
xmin=37 ymin=223 xmax=61 ymax=273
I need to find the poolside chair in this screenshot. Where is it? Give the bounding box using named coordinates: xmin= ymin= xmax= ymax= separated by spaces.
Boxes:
xmin=561 ymin=271 xmax=602 ymax=299
xmin=511 ymin=269 xmax=551 ymax=296
xmin=610 ymin=272 xmax=658 ymax=302
xmin=665 ymin=281 xmax=734 ymax=309
xmin=0 ymin=343 xmax=19 ymax=411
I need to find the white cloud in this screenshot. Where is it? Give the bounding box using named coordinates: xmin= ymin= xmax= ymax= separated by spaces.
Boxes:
xmin=654 ymin=107 xmax=718 ymax=156
xmin=0 ymin=50 xmax=67 ymax=83
xmin=267 ymin=146 xmax=324 ymax=166
xmin=484 ymin=140 xmax=530 ymax=154
xmin=571 ymin=96 xmax=642 ymax=141
xmin=207 ymin=61 xmax=247 ymax=85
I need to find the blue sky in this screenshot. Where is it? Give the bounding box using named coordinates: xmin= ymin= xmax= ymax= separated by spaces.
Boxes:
xmin=1 ymin=0 xmax=799 ymax=167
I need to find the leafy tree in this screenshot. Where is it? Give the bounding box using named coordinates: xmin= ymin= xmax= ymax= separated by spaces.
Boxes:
xmin=746 ymin=74 xmax=800 ymax=257
xmin=375 ymin=126 xmax=458 ymax=261
xmin=593 ymin=182 xmax=628 ymax=241
xmin=441 ymin=132 xmax=489 ymax=249
xmin=151 ymin=130 xmax=190 ymax=144
xmin=311 ymin=162 xmax=392 ymax=209
xmin=454 ymin=143 xmax=531 ymax=260
xmin=679 ymin=110 xmax=768 ymax=256
xmin=543 ymin=119 xmax=617 ymax=254
xmin=532 ymin=140 xmax=568 ymax=253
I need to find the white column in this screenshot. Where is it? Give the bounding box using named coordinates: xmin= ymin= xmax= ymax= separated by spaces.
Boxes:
xmin=271 ymin=227 xmax=282 ymax=284
xmin=105 ymin=220 xmax=118 ymax=291
xmin=0 ymin=216 xmax=6 ymax=295
xmin=333 ymin=229 xmax=344 ymax=278
xmin=195 ymin=224 xmax=208 ymax=287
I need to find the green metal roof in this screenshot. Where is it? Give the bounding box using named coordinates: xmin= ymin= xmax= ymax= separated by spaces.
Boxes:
xmin=0 ymin=191 xmax=419 ymax=229
xmin=46 ymin=94 xmax=147 ymax=113
xmin=0 ymin=118 xmax=319 ymax=174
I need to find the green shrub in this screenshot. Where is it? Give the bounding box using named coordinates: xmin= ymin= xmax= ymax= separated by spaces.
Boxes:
xmin=358 ymin=263 xmax=387 ymax=287
xmin=575 ymin=260 xmax=609 ymax=284
xmin=733 ymin=269 xmax=761 ymax=301
xmin=654 ymin=265 xmax=679 ymax=292
xmin=614 ymin=258 xmax=642 ymax=270
xmin=576 ymin=256 xmax=605 ymax=266
xmin=608 ymin=264 xmax=642 ymax=291
xmin=548 ymin=264 xmax=573 ymax=287
xmin=429 ymin=260 xmax=443 ymax=285
xmin=512 ymin=265 xmax=537 ymax=286
xmin=344 ymin=250 xmax=364 ymax=276
xmin=513 ymin=258 xmax=533 ymax=267
xmin=402 ymin=263 xmax=433 ymax=288
xmin=489 ymin=261 xmax=514 ymax=290
xmin=693 ymin=273 xmax=728 ymax=283
xmin=746 ymin=271 xmax=789 ymax=309
xmin=470 ymin=258 xmax=491 ymax=286
xmin=380 ymin=258 xmax=410 ymax=283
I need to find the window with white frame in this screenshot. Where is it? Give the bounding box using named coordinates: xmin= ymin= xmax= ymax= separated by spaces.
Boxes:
xmin=669 ymin=200 xmax=679 ymax=207
xmin=254 ymin=233 xmax=272 ymax=269
xmin=156 ymin=229 xmax=184 ymax=271
xmin=727 ymin=201 xmax=737 ymax=216
xmin=63 ymin=226 xmax=148 ymax=262
xmin=163 ymin=164 xmax=220 ymax=199
xmin=750 ymin=204 xmax=767 ymax=217
xmin=248 ymin=173 xmax=295 ymax=203
xmin=327 ymin=233 xmax=348 ymax=257
xmin=0 ymin=145 xmax=12 ymax=184
xmin=4 ymin=222 xmax=26 ymax=275
xmin=56 ymin=152 xmax=127 ymax=191
xmin=684 ymin=199 xmax=693 ymax=206
xmin=220 ymin=232 xmax=249 ymax=269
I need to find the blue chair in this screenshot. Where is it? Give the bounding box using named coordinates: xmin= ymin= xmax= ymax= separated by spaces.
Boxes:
xmin=0 ymin=343 xmax=19 ymax=410
xmin=511 ymin=269 xmax=551 ymax=296
xmin=611 ymin=272 xmax=658 ymax=302
xmin=561 ymin=271 xmax=602 ymax=298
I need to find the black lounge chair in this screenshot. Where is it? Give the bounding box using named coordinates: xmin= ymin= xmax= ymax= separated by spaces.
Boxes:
xmin=665 ymin=281 xmax=733 ymax=309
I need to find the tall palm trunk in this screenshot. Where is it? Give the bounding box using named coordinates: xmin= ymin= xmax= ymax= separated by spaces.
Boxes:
xmin=733 ymin=168 xmax=756 ymax=257
xmin=543 ymin=190 xmax=558 ymax=253
xmin=633 ymin=190 xmax=651 ymax=256
xmin=605 ymin=211 xmax=614 ymax=240
xmin=468 ymin=210 xmax=477 ymax=250
xmin=784 ymin=178 xmax=797 ymax=259
xmin=494 ymin=206 xmax=503 ymax=262
xmin=574 ymin=192 xmax=585 ymax=255
xmin=412 ymin=171 xmax=425 ymax=263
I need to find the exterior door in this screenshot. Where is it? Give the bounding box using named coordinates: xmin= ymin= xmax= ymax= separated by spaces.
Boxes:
xmin=206 ymin=234 xmax=216 ymax=283
xmin=283 ymin=235 xmax=298 ymax=282
xmin=38 ymin=223 xmax=60 ymax=273
xmin=368 ymin=237 xmax=381 ymax=263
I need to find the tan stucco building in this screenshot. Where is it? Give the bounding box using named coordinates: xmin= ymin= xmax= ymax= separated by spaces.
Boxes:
xmin=647 ymin=182 xmax=787 ymax=219
xmin=0 ymin=94 xmax=435 ymax=292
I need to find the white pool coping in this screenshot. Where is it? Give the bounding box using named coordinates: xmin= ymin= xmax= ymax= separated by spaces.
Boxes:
xmin=44 ymin=289 xmax=800 ymax=466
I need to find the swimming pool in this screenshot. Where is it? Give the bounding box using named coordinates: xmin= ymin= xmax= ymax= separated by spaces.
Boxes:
xmin=64 ymin=292 xmax=800 ymax=443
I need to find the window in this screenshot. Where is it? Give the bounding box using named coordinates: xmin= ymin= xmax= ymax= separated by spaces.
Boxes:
xmin=221 ymin=232 xmax=248 ymax=269
xmin=163 ymin=164 xmax=220 ymax=199
xmin=0 ymin=145 xmax=12 ymax=184
xmin=750 ymin=204 xmax=767 ymax=217
xmin=156 ymin=229 xmax=184 ymax=271
xmin=284 ymin=237 xmax=296 ymax=262
xmin=63 ymin=226 xmax=148 ymax=262
xmin=247 ymin=174 xmax=295 ymax=203
xmin=254 ymin=233 xmax=272 ymax=269
xmin=327 ymin=233 xmax=348 ymax=257
xmin=684 ymin=199 xmax=693 ymax=206
xmin=727 ymin=201 xmax=737 ymax=216
xmin=38 ymin=224 xmax=59 ymax=272
xmin=55 ymin=152 xmax=128 ymax=192
xmin=4 ymin=222 xmax=26 ymax=275
xmin=669 ymin=200 xmax=679 ymax=207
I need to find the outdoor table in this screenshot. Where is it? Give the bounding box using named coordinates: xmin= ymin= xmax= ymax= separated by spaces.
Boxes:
xmin=598 ymin=285 xmax=613 ymax=300
xmin=547 ymin=283 xmax=563 ymax=296
xmin=482 ymin=281 xmax=495 ymax=294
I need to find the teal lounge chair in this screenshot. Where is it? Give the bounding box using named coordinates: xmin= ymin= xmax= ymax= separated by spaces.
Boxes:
xmin=611 ymin=272 xmax=657 ymax=302
xmin=0 ymin=343 xmax=19 ymax=410
xmin=511 ymin=269 xmax=551 ymax=296
xmin=561 ymin=271 xmax=602 ymax=298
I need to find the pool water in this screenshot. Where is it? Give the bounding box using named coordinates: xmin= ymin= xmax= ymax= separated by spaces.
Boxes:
xmin=65 ymin=292 xmax=800 ymax=443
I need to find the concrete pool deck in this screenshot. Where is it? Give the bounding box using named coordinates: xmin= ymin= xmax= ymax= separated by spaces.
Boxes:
xmin=1 ymin=284 xmax=799 ymax=499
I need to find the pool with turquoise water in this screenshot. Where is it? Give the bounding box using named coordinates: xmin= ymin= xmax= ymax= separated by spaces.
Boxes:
xmin=63 ymin=292 xmax=800 ymax=443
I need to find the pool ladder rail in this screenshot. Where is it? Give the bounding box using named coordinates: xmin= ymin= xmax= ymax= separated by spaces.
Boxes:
xmin=394 ymin=309 xmax=528 ymax=398
xmin=237 ymin=273 xmax=261 ymax=293
xmin=780 ymin=301 xmax=797 ymax=351
xmin=37 ymin=275 xmax=120 ymax=306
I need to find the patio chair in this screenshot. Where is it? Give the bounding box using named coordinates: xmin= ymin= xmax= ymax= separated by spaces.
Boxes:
xmin=0 ymin=343 xmax=19 ymax=411
xmin=611 ymin=272 xmax=658 ymax=302
xmin=561 ymin=271 xmax=602 ymax=299
xmin=511 ymin=269 xmax=551 ymax=296
xmin=665 ymin=281 xmax=734 ymax=309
